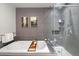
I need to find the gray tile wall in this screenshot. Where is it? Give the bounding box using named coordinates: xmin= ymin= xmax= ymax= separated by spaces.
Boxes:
xmin=63 ymin=6 xmax=79 ymax=56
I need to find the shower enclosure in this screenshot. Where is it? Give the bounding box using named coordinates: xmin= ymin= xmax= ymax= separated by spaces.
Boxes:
xmin=47 ymin=3 xmax=79 ymax=56
xmin=63 ymin=4 xmax=79 ymax=56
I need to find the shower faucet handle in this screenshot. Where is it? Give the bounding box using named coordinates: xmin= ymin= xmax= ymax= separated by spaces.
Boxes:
xmin=67 ymin=28 xmax=72 ymax=35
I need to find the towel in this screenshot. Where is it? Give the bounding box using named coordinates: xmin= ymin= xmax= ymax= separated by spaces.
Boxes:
xmin=2 ymin=33 xmax=14 ymax=43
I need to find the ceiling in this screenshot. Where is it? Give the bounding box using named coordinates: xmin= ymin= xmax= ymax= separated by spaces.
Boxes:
xmin=10 ymin=3 xmax=53 ymax=8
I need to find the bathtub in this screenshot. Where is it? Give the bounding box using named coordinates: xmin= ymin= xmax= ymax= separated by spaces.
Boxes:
xmin=0 ymin=41 xmax=51 ymax=56
xmin=0 ymin=41 xmax=72 ymax=56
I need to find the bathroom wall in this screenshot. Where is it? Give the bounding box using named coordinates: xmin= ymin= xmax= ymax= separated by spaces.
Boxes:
xmin=43 ymin=8 xmax=54 ymax=40
xmin=63 ymin=6 xmax=79 ymax=56
xmin=0 ymin=4 xmax=16 ymax=41
xmin=16 ymin=8 xmax=50 ymax=40
xmin=16 ymin=7 xmax=62 ymax=41
xmin=0 ymin=4 xmax=16 ymax=33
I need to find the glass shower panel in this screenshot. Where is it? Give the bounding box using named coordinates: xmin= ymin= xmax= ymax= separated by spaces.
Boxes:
xmin=53 ymin=4 xmax=79 ymax=56
xmin=48 ymin=3 xmax=79 ymax=56
xmin=63 ymin=5 xmax=79 ymax=56
xmin=46 ymin=4 xmax=66 ymax=56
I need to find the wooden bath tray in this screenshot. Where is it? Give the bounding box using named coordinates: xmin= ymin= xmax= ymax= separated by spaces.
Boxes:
xmin=28 ymin=40 xmax=37 ymax=52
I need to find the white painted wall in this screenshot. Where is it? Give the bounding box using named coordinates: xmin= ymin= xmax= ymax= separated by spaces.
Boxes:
xmin=0 ymin=4 xmax=16 ymax=41
xmin=0 ymin=4 xmax=16 ymax=33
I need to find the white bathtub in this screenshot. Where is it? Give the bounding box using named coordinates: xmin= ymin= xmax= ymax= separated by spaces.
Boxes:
xmin=0 ymin=41 xmax=50 ymax=53
xmin=0 ymin=41 xmax=72 ymax=56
